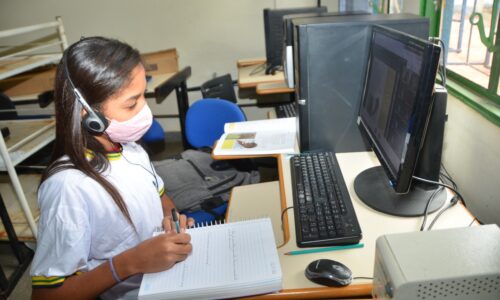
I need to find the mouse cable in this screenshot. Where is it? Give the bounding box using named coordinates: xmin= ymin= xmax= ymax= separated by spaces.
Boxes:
xmin=353 ymin=277 xmax=373 ymax=280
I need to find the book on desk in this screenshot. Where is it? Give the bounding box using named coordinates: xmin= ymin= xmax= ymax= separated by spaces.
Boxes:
xmin=213 ymin=117 xmax=298 ymax=156
xmin=138 ymin=218 xmax=282 ymax=300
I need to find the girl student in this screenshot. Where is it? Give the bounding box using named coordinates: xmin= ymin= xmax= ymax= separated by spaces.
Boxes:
xmin=30 ymin=37 xmax=194 ymax=300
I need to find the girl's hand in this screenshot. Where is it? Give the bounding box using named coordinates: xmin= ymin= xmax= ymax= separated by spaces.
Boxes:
xmin=162 ymin=213 xmax=195 ymax=233
xmin=124 ymin=231 xmax=192 ymax=275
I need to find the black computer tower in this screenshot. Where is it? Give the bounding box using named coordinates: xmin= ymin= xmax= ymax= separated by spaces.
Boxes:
xmin=263 ymin=6 xmax=327 ymax=74
xmin=283 ymin=11 xmax=370 ymax=88
xmin=293 ymin=13 xmax=429 ymax=153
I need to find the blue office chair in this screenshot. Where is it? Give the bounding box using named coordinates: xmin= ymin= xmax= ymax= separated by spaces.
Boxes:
xmin=185 ymin=98 xmax=246 ymax=149
xmin=142 ymin=118 xmax=165 ymax=143
xmin=184 ymin=202 xmax=228 ymax=225
xmin=182 ymin=98 xmax=246 ymax=224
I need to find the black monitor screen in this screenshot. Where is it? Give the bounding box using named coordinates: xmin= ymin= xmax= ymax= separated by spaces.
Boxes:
xmin=361 ymin=32 xmax=424 ymax=178
xmin=355 ymin=25 xmax=445 ymax=217
xmin=358 ymin=25 xmax=440 ymax=193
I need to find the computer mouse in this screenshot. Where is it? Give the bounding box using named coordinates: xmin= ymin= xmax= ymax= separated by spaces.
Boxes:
xmin=305 ymin=259 xmax=352 ymax=287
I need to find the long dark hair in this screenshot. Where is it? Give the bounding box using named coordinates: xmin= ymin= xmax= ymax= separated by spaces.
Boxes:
xmin=41 ymin=37 xmax=142 ymax=226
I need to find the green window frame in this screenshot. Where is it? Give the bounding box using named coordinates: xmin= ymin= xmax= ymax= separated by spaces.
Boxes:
xmin=420 ymin=0 xmax=500 ymax=126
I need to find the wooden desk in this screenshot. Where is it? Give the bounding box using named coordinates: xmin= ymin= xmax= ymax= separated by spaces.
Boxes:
xmin=256 ymin=81 xmax=294 ymax=95
xmin=238 ymin=64 xmax=285 ymax=89
xmin=227 ymin=151 xmax=476 ymax=299
xmin=237 ymin=57 xmax=267 ymax=68
xmin=236 ymin=58 xmax=295 ymax=101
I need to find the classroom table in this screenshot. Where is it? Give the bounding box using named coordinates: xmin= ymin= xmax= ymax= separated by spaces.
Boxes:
xmin=237 ymin=64 xmax=285 ymax=89
xmin=224 ymin=151 xmax=476 ymax=299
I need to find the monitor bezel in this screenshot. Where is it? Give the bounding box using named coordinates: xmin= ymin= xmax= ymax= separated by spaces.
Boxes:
xmin=358 ymin=25 xmax=441 ymax=193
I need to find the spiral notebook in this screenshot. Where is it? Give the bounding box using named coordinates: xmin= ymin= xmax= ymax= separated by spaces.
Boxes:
xmin=138 ymin=218 xmax=282 ymax=300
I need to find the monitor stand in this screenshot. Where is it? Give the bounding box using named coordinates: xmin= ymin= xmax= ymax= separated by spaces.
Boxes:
xmin=354 ymin=166 xmax=446 ymax=217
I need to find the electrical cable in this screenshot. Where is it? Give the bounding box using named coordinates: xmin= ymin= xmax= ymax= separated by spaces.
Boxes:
xmin=420 ymin=186 xmax=444 ymax=231
xmin=413 ymin=176 xmax=466 ymax=230
xmin=429 ymin=37 xmax=448 ymax=86
xmin=281 ymin=206 xmax=294 ymax=229
xmin=353 ymin=277 xmax=374 ymax=280
xmin=249 ymin=63 xmax=266 ymax=76
xmin=427 ymin=196 xmax=459 ymax=230
xmin=121 ymin=150 xmax=160 ymax=190
xmin=440 ymin=163 xmax=457 ymax=189
xmin=440 ymin=173 xmax=457 ymax=190
xmin=469 ymin=218 xmax=478 ymax=227
xmin=413 ymin=176 xmax=465 ymax=205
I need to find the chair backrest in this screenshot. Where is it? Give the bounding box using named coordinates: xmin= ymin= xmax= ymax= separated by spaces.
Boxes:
xmin=200 ymin=74 xmax=237 ymax=103
xmin=142 ymin=118 xmax=165 ymax=144
xmin=185 ymin=98 xmax=246 ymax=148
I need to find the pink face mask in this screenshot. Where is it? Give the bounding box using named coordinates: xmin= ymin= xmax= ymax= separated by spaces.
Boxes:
xmin=105 ymin=104 xmax=153 ymax=143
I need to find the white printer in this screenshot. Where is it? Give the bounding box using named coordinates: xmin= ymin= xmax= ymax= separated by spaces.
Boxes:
xmin=373 ymin=224 xmax=500 ymax=300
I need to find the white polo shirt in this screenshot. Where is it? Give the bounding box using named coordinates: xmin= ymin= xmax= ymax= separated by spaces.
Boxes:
xmin=30 ymin=142 xmax=165 ymax=300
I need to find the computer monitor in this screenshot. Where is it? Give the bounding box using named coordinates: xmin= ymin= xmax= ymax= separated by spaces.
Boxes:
xmin=282 ymin=11 xmax=370 ymax=88
xmin=354 ymin=25 xmax=447 ymax=217
xmin=263 ymin=6 xmax=327 ymax=74
xmin=293 ymin=13 xmax=429 ymax=153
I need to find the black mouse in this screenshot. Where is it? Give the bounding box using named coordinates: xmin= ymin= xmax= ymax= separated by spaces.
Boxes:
xmin=305 ymin=259 xmax=352 ymax=287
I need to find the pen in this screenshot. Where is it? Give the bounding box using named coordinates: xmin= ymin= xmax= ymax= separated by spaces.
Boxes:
xmin=284 ymin=243 xmax=364 ymax=256
xmin=171 ymin=208 xmax=180 ymax=233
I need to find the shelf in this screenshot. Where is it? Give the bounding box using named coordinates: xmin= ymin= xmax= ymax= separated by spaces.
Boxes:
xmin=0 ymin=54 xmax=62 ymax=80
xmin=0 ymin=173 xmax=40 ymax=241
xmin=0 ymin=119 xmax=55 ymax=170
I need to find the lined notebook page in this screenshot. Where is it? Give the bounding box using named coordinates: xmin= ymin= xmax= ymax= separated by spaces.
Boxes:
xmin=139 ymin=218 xmax=282 ymax=300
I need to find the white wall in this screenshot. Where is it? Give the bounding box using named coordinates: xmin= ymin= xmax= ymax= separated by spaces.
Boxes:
xmin=0 ymin=0 xmax=273 ymax=84
xmin=0 ymin=0 xmax=325 ymax=131
xmin=1 ymin=0 xmax=499 ymax=225
xmin=442 ymin=95 xmax=500 ymax=225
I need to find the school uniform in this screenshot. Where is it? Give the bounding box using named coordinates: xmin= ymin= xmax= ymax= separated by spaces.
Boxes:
xmin=30 ymin=142 xmax=164 ymax=300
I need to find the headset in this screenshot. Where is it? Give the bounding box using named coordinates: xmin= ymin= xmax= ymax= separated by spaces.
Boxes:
xmin=63 ymin=54 xmax=109 ymax=134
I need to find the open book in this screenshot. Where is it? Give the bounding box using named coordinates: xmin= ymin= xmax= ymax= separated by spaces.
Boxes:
xmin=138 ymin=218 xmax=282 ymax=300
xmin=213 ymin=117 xmax=298 ymax=156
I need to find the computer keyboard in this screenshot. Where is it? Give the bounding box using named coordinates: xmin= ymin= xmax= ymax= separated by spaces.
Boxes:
xmin=290 ymin=151 xmax=362 ymax=247
xmin=275 ymin=102 xmax=297 ymax=118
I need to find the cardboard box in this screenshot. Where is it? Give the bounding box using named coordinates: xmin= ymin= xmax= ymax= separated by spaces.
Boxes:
xmin=141 ymin=48 xmax=178 ymax=75
xmin=0 ymin=66 xmax=56 ymax=98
